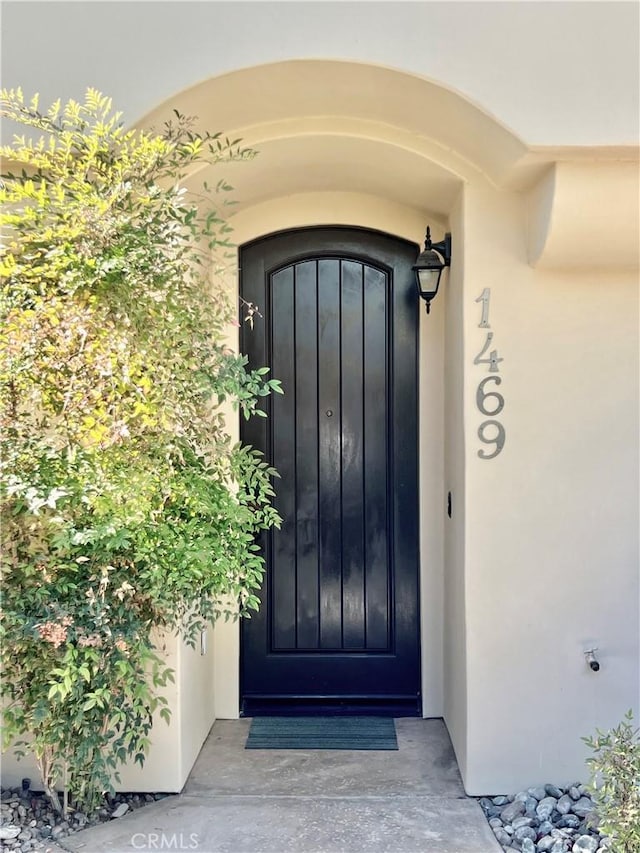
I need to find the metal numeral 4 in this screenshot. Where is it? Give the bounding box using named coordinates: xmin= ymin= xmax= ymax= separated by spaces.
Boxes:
xmin=473 ymin=332 xmax=504 ymax=373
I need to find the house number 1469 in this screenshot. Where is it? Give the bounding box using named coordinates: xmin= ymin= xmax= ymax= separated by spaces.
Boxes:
xmin=474 ymin=289 xmax=505 ymax=459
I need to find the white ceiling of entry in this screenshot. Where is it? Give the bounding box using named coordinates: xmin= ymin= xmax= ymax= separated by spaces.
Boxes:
xmin=183 ymin=133 xmax=462 ymax=217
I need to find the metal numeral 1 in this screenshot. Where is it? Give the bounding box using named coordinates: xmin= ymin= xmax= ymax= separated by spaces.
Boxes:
xmin=475 ymin=288 xmax=491 ymax=328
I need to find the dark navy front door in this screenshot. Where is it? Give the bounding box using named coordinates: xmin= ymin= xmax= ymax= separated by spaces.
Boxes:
xmin=240 ymin=227 xmax=420 ymax=715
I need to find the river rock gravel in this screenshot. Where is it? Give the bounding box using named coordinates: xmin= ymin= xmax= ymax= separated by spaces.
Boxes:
xmin=478 ymin=783 xmax=610 ymax=853
xmin=0 ymin=785 xmax=169 ymax=852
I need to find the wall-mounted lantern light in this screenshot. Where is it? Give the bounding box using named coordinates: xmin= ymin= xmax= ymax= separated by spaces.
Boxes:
xmin=413 ymin=227 xmax=452 ymax=314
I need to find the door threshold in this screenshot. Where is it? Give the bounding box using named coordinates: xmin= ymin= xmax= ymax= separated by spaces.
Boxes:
xmin=241 ymin=696 xmax=421 ymax=717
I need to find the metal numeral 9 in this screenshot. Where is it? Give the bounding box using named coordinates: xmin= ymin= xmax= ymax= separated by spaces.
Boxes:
xmin=477 ymin=420 xmax=505 ymax=459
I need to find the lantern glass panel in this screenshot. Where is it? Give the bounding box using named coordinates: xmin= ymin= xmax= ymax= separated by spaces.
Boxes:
xmin=417 ymin=267 xmax=440 ymax=296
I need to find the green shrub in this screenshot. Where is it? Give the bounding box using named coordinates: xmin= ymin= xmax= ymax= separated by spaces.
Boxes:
xmin=583 ymin=710 xmax=640 ymax=853
xmin=0 ymin=88 xmax=281 ymax=812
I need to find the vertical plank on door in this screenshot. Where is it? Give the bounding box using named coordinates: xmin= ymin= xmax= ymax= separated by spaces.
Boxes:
xmin=294 ymin=261 xmax=320 ymax=648
xmin=340 ymin=261 xmax=365 ymax=649
xmin=363 ymin=265 xmax=390 ymax=650
xmin=270 ymin=266 xmax=296 ymax=649
xmin=317 ymin=259 xmax=342 ymax=648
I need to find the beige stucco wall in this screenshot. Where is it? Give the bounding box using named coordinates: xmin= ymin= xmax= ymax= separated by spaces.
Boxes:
xmin=458 ymin=180 xmax=639 ymax=793
xmin=176 ymin=627 xmax=216 ymax=786
xmin=443 ymin=193 xmax=469 ymax=782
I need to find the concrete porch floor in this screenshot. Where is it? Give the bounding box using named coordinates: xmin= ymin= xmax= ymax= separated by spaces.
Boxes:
xmin=64 ymin=718 xmax=501 ymax=853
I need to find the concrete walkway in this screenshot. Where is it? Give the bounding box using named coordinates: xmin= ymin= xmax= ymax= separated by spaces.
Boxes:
xmin=64 ymin=718 xmax=500 ymax=853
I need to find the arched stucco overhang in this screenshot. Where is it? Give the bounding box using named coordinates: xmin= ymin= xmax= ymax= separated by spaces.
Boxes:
xmin=138 ymin=59 xmax=529 ymax=204
xmin=138 ymin=60 xmax=638 ymax=269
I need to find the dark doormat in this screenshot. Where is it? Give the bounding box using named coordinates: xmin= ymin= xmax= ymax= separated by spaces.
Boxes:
xmin=245 ymin=716 xmax=398 ymax=750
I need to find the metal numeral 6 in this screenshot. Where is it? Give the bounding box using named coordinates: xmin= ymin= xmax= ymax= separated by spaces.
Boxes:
xmin=477 ymin=420 xmax=505 ymax=459
xmin=476 ymin=376 xmax=504 ymax=417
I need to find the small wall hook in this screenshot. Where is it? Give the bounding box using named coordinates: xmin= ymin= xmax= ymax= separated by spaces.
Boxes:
xmin=584 ymin=648 xmax=600 ymax=672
